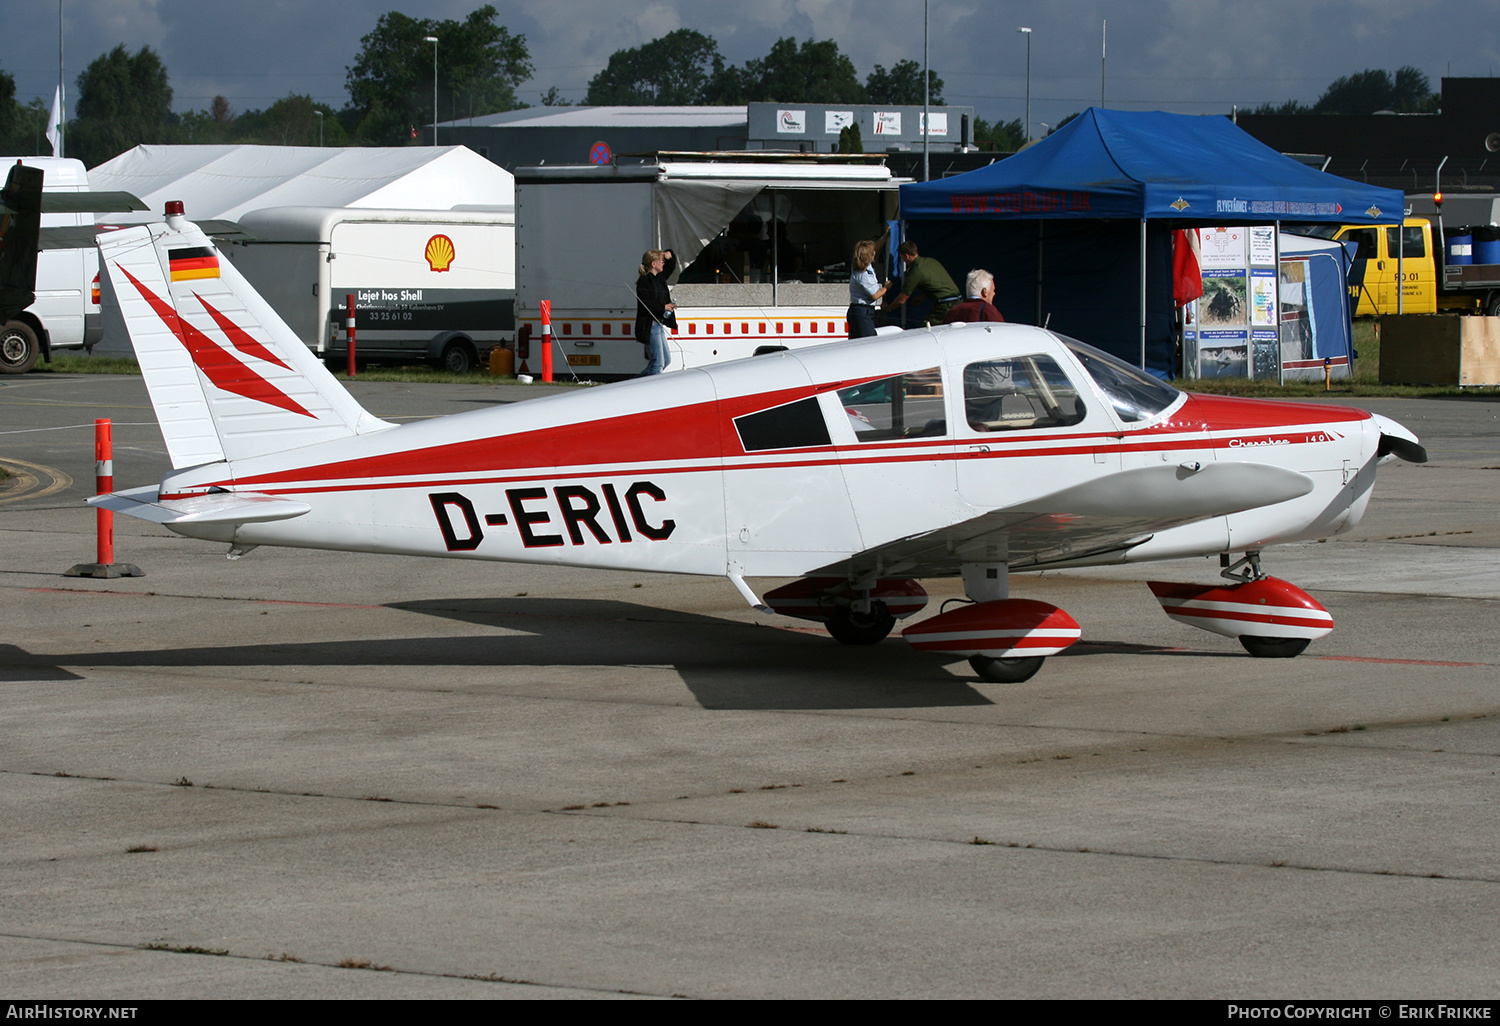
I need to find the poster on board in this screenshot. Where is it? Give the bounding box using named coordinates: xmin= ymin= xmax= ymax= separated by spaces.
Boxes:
xmin=1250 ymin=268 xmax=1277 ymax=327
xmin=1249 ymin=226 xmax=1276 ymax=265
xmin=1201 ymin=269 xmax=1247 ymax=326
xmin=1198 ymin=227 xmax=1245 ymax=269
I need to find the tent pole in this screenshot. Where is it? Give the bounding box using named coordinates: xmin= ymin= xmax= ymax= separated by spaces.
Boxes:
xmin=771 ymin=188 xmax=778 ymax=308
xmin=1036 ymin=220 xmax=1044 ymax=325
xmin=1275 ymin=220 xmax=1284 ymax=385
xmin=1397 ymin=215 xmax=1404 ymax=315
xmin=1139 ymin=218 xmax=1147 ymax=369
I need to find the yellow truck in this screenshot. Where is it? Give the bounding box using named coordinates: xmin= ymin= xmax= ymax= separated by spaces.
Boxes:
xmin=1302 ymin=216 xmax=1500 ymax=317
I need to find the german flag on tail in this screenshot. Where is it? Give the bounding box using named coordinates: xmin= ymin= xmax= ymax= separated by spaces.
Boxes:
xmin=169 ymin=246 xmax=219 ymax=283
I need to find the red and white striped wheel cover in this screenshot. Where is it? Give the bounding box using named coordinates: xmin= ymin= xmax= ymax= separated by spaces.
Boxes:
xmin=1148 ymin=577 xmax=1334 ymax=640
xmin=902 ymin=599 xmax=1081 ymax=657
xmin=763 ymin=577 xmax=929 ymax=622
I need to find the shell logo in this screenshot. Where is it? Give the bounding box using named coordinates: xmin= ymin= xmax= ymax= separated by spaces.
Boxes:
xmin=424 ymin=234 xmax=456 ymax=272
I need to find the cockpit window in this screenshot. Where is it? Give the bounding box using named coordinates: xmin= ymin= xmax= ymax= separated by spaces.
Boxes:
xmin=837 ymin=367 xmax=946 ymax=441
xmin=963 ymin=355 xmax=1086 ymax=432
xmin=1055 ymin=335 xmax=1180 ymax=424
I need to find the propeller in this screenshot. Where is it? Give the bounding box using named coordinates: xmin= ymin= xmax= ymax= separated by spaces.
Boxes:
xmin=1371 ymin=413 xmax=1428 ymax=464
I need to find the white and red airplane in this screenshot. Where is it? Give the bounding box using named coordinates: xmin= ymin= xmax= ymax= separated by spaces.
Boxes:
xmin=91 ymin=204 xmax=1427 ymax=682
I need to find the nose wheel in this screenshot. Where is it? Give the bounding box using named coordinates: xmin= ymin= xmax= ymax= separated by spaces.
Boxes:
xmin=1238 ymin=635 xmax=1311 ymax=659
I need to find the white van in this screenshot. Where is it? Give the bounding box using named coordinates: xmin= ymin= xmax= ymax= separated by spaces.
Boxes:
xmin=1 ymin=157 xmax=100 ymax=373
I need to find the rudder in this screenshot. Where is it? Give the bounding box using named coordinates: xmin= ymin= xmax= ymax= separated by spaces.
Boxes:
xmin=98 ymin=208 xmax=390 ymax=469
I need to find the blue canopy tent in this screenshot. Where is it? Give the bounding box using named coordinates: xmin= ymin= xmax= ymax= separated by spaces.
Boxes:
xmin=898 ymin=108 xmax=1404 ymax=376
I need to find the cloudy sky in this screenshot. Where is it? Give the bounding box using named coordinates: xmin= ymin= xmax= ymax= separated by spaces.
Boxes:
xmin=7 ymin=0 xmax=1500 ymax=131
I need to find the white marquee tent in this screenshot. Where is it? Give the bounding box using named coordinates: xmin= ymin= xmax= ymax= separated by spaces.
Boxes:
xmin=89 ymin=144 xmax=514 ymax=221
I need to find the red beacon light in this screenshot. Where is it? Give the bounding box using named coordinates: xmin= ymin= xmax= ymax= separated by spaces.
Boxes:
xmin=164 ymin=200 xmax=185 ymax=216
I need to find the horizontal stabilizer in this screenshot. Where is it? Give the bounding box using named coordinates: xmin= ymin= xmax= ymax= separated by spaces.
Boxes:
xmin=88 ymin=485 xmax=311 ymax=526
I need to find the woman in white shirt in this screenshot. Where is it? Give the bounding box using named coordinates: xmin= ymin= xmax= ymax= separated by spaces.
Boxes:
xmin=847 ymin=238 xmax=890 ymax=339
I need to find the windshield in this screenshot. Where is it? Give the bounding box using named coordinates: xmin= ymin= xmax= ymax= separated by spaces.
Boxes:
xmin=1054 ymin=334 xmax=1180 ymax=424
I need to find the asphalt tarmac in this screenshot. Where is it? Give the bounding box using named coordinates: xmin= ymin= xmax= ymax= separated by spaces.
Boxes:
xmin=2 ymin=372 xmax=1497 ymax=999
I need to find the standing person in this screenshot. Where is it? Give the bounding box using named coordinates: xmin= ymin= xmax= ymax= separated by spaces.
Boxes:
xmin=847 ymin=238 xmax=890 ymax=339
xmin=635 ymin=248 xmax=676 ymax=376
xmin=884 ymin=240 xmax=959 ymax=325
xmin=945 ymin=269 xmax=1006 ymax=323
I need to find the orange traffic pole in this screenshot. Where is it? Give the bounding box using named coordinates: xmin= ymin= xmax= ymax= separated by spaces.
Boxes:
xmin=95 ymin=418 xmax=114 ymax=565
xmin=540 ymin=299 xmax=553 ymax=383
xmin=67 ymin=419 xmax=142 ymax=578
xmin=346 ymin=294 xmax=357 ymax=378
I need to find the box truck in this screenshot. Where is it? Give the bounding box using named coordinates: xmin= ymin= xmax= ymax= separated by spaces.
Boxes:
xmin=221 ymin=205 xmax=515 ymax=373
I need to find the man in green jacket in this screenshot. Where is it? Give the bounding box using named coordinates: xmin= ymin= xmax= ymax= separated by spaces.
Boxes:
xmin=884 ymin=241 xmax=960 ymax=325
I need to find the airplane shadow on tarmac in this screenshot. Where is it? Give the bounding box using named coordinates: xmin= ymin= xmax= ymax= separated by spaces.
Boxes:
xmin=0 ymin=597 xmax=1015 ymax=711
xmin=393 ymin=597 xmax=998 ymax=711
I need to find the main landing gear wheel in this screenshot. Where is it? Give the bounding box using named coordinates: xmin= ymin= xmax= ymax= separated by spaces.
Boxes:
xmin=1 ymin=321 xmax=39 ymax=374
xmin=825 ymin=605 xmax=896 ymax=645
xmin=968 ymin=654 xmax=1045 ymax=684
xmin=1239 ymin=636 xmax=1310 ymax=659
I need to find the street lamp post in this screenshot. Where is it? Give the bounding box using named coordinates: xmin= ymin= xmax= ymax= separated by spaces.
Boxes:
xmin=314 ymin=109 xmax=324 ymax=147
xmin=424 ymin=35 xmax=438 ymax=146
xmin=922 ymin=0 xmax=929 ymax=182
xmin=1017 ymin=27 xmax=1032 ymax=143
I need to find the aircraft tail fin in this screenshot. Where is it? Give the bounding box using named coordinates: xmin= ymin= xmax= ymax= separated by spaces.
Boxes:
xmin=0 ymin=161 xmax=45 ymax=323
xmin=98 ymin=207 xmax=392 ymax=470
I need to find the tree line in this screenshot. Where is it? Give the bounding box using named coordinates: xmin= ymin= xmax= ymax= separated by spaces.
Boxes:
xmin=0 ymin=3 xmax=1442 ymax=169
xmin=0 ymin=5 xmax=994 ymax=167
xmin=1252 ymin=66 xmax=1439 ymax=115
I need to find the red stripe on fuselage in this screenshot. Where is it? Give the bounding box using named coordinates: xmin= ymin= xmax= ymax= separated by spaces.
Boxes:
xmin=194 ymin=383 xmax=1367 ymax=495
xmin=221 ymin=381 xmax=893 ymax=490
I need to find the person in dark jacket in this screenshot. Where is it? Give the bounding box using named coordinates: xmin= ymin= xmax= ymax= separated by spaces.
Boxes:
xmin=884 ymin=240 xmax=959 ymax=324
xmin=635 ymin=248 xmax=676 ymax=376
xmin=944 ymin=269 xmax=1005 ymax=323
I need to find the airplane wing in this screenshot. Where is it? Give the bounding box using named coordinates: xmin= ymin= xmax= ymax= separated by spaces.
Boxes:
xmin=41 ymin=219 xmax=254 ymax=251
xmin=40 ymin=191 xmax=149 ymax=214
xmin=805 ymin=461 xmax=1315 ymax=579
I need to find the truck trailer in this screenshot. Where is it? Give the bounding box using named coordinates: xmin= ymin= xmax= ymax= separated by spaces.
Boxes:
xmin=514 ymin=158 xmax=903 ymax=379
